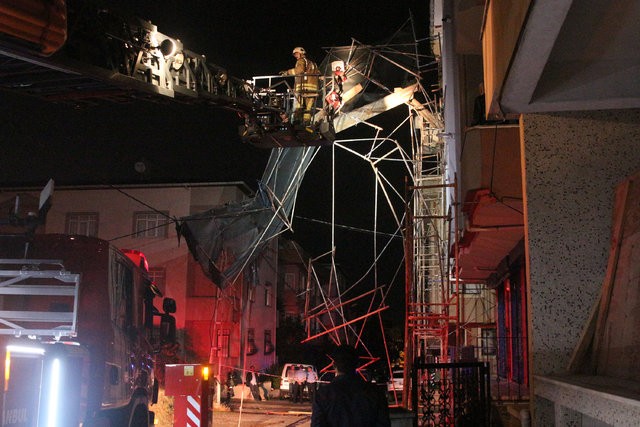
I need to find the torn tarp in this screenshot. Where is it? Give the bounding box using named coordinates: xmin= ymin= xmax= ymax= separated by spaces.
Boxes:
xmin=178 ymin=146 xmax=317 ymax=289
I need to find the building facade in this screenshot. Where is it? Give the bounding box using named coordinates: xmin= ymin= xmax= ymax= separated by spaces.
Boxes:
xmin=436 ymin=0 xmax=640 ymax=424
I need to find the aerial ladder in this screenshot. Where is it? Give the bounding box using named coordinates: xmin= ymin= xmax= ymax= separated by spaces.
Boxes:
xmin=0 ymin=0 xmax=418 ymax=148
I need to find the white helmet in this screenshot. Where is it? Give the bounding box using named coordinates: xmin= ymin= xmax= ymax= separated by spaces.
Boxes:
xmin=292 ymin=47 xmax=305 ymax=55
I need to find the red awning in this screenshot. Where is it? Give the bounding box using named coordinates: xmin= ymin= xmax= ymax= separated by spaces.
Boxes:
xmin=455 ymin=189 xmax=524 ymax=282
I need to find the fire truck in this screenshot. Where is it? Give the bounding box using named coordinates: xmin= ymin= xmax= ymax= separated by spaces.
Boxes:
xmin=0 ymin=233 xmax=177 ymax=426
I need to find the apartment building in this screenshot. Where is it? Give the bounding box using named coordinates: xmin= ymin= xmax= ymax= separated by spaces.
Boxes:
xmin=437 ymin=1 xmax=640 ymax=424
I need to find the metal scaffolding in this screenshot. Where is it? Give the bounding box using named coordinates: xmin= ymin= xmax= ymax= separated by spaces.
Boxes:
xmin=402 ymin=27 xmax=459 ymax=405
xmin=408 ymin=116 xmax=454 ymax=361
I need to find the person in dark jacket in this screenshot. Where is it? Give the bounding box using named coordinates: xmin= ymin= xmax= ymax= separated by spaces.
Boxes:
xmin=311 ymin=345 xmax=390 ymax=427
xmin=245 ymin=365 xmax=262 ymax=401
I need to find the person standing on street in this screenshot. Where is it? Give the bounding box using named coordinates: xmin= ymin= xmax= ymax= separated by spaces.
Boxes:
xmin=306 ymin=366 xmax=318 ymax=403
xmin=311 ymin=345 xmax=390 ymax=427
xmin=287 ymin=366 xmax=298 ymax=402
xmin=258 ymin=369 xmax=270 ymax=400
xmin=245 ymin=365 xmax=262 ymax=401
xmin=293 ymin=364 xmax=308 ymax=403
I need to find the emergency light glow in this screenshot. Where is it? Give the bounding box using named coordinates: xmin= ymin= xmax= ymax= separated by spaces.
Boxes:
xmin=5 ymin=346 xmax=46 ymax=392
xmin=6 ymin=345 xmax=46 ymax=356
xmin=47 ymin=358 xmax=61 ymax=427
xmin=4 ymin=351 xmax=9 ymax=392
xmin=202 ymin=366 xmax=209 ymax=381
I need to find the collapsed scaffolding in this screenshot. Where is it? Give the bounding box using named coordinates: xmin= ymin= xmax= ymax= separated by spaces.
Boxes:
xmin=178 ymin=14 xmax=455 ymax=409
xmin=0 ymin=0 xmax=455 ymax=394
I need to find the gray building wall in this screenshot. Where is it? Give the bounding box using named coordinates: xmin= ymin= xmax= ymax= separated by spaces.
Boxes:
xmin=522 ymin=109 xmax=640 ymax=424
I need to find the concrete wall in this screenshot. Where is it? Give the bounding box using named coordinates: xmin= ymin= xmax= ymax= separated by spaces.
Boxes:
xmin=521 ymin=109 xmax=640 ymax=424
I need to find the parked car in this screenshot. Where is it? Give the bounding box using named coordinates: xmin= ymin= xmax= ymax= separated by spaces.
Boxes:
xmin=387 ymin=368 xmax=404 ymax=395
xmin=279 ymin=363 xmax=317 ymax=399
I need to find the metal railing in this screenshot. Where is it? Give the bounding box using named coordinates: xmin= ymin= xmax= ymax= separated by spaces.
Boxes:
xmin=412 ymin=360 xmax=491 ymax=427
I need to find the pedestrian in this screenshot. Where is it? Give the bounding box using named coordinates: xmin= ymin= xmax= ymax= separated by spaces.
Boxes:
xmin=287 ymin=365 xmax=298 ymax=402
xmin=225 ymin=370 xmax=236 ymax=404
xmin=306 ymin=366 xmax=318 ymax=403
xmin=293 ymin=365 xmax=307 ymax=403
xmin=258 ymin=369 xmax=270 ymax=400
xmin=245 ymin=365 xmax=262 ymax=401
xmin=311 ymin=345 xmax=391 ymax=427
xmin=279 ymin=46 xmax=319 ymax=125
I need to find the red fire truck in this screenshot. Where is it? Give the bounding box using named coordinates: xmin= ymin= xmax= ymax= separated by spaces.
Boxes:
xmin=0 ymin=234 xmax=176 ymax=426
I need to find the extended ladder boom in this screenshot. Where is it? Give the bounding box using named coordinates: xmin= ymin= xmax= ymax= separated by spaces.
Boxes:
xmin=0 ymin=1 xmax=256 ymax=111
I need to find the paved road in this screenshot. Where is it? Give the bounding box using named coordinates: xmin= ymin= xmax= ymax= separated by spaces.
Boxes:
xmin=211 ymin=398 xmax=312 ymax=426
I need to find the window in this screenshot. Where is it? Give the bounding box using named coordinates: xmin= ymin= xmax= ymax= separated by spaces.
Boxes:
xmin=246 ymin=328 xmax=258 ymax=355
xmin=148 ymin=267 xmax=166 ymax=296
xmin=299 ymin=273 xmax=307 ymax=292
xmin=264 ymin=329 xmax=274 ymax=354
xmin=66 ymin=212 xmax=98 ymax=237
xmin=217 ymin=328 xmax=230 ymax=358
xmin=111 ymin=260 xmax=134 ymax=334
xmin=264 ymin=287 xmax=273 ymax=307
xmin=462 ymin=283 xmax=482 ymax=294
xmin=481 ymin=328 xmax=497 ymax=355
xmin=133 ymin=212 xmax=169 ymax=238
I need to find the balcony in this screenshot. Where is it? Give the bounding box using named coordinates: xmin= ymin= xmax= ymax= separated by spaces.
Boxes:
xmin=457 ymin=124 xmax=523 ymax=284
xmin=481 ymin=0 xmax=640 ymax=119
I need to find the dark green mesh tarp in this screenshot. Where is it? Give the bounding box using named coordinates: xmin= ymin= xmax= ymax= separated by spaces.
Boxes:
xmin=178 ymin=146 xmax=317 ymax=288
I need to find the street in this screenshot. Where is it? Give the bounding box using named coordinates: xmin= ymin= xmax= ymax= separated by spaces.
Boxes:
xmin=211 ymin=398 xmax=312 ymax=427
xmin=153 ymin=393 xmax=313 ymax=427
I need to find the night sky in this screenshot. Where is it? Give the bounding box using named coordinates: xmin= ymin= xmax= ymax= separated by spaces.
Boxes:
xmin=106 ymin=0 xmax=429 ymax=78
xmin=1 ymin=0 xmax=430 ymax=319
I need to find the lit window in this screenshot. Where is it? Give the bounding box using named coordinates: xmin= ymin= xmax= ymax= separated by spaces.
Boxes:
xmin=264 ymin=287 xmax=273 ymax=307
xmin=462 ymin=283 xmax=482 ymax=294
xmin=481 ymin=328 xmax=497 ymax=355
xmin=66 ymin=212 xmax=98 ymax=237
xmin=133 ymin=212 xmax=169 ymax=238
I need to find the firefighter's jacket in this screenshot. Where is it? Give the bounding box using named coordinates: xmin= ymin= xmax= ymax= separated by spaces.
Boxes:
xmin=285 ymin=56 xmax=319 ymax=95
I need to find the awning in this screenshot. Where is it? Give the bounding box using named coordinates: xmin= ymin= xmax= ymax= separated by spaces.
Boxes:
xmin=456 ymin=189 xmax=524 ymax=282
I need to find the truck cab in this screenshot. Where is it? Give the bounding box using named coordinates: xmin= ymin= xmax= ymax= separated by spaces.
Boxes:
xmin=0 ymin=234 xmax=176 ymax=426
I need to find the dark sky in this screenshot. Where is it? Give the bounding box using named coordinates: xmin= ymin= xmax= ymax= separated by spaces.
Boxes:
xmin=1 ymin=0 xmax=429 ymax=318
xmin=108 ymin=0 xmax=429 ymax=78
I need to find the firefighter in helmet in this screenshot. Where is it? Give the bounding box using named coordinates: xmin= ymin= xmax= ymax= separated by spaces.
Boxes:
xmin=280 ymin=46 xmax=319 ymax=125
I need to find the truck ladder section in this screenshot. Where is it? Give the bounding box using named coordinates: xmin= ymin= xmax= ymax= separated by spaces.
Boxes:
xmin=0 ymin=2 xmax=338 ymax=147
xmin=0 ymin=14 xmax=254 ymax=111
xmin=0 ymin=259 xmax=79 ymax=339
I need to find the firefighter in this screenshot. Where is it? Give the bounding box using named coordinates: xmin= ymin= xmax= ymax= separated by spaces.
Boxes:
xmin=280 ymin=46 xmax=319 ymax=125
